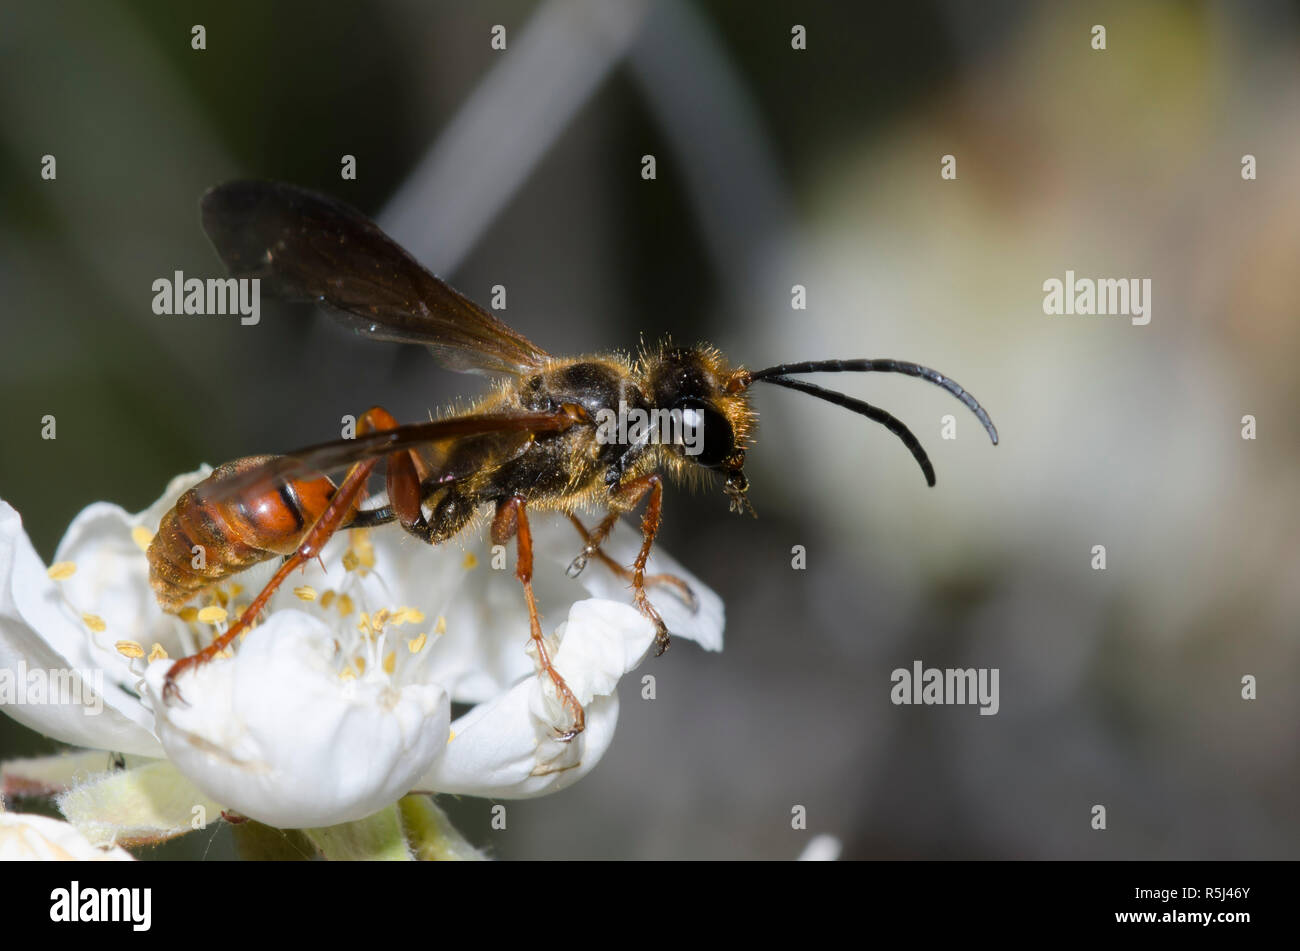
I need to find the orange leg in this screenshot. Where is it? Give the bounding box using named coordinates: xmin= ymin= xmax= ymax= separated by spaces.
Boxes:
xmin=564 ymin=509 xmax=620 ymax=578
xmin=626 ymin=474 xmax=671 ymax=656
xmin=570 ymin=474 xmax=673 ymax=655
xmin=566 ymin=513 xmax=697 ymax=612
xmin=162 ymin=407 xmax=398 ymax=705
xmin=494 ymin=495 xmax=585 ymax=741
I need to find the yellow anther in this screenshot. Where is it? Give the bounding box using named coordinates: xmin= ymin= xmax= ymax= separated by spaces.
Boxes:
xmin=147 ymin=643 xmax=169 ymax=662
xmin=179 ymin=606 xmax=199 ymax=623
xmin=462 ymin=552 xmax=478 ymax=570
xmin=47 ymin=562 xmax=77 ymax=581
xmin=320 ymin=589 xmax=336 ymax=609
xmin=383 ymin=651 xmax=396 ymax=674
xmin=114 ymin=640 xmax=144 ymax=659
xmin=448 ymin=728 xmax=456 ymax=743
xmin=294 ymin=585 xmax=318 ymax=602
xmin=354 ymin=656 xmax=367 ymax=674
xmin=407 ymin=631 xmax=428 ymax=654
xmin=342 ymin=549 xmax=360 ymax=573
xmin=399 ymin=607 xmax=425 ymax=625
xmin=197 ymin=605 xmax=228 ymax=624
xmin=337 ymin=594 xmax=355 ymax=617
xmin=355 ymin=533 xmax=376 ymax=569
xmin=357 ymin=612 xmax=372 ymax=635
xmin=372 ymin=608 xmax=391 ymax=631
xmin=131 ymin=526 xmax=154 ymax=551
xmin=339 ymin=665 xmax=356 ymax=682
xmin=82 ymin=613 xmax=106 ymax=633
xmin=214 ymin=588 xmax=230 ymax=607
xmin=229 ymin=584 xmax=244 ymax=597
xmin=434 ymin=615 xmax=447 ymax=635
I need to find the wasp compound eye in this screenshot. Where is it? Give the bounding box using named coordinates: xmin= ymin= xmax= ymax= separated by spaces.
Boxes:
xmin=674 ymin=398 xmax=734 ymax=468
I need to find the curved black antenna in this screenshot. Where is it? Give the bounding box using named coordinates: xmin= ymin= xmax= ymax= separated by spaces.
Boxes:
xmin=749 ymin=359 xmax=998 ymax=446
xmin=757 ymin=375 xmax=936 ymax=486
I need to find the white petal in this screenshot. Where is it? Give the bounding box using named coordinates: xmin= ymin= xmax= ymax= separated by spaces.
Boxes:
xmin=143 ymin=610 xmax=450 ymax=829
xmin=416 ymin=599 xmax=652 ymax=798
xmin=0 ymin=812 xmax=134 ymax=861
xmin=0 ymin=501 xmax=161 ymax=757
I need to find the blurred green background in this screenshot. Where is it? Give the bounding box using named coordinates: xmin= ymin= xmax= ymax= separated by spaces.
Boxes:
xmin=2 ymin=0 xmax=1299 ymax=858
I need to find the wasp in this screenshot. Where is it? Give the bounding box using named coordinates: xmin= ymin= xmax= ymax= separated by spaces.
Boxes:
xmin=151 ymin=181 xmax=998 ymax=737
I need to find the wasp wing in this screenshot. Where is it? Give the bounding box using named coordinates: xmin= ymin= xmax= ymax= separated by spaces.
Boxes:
xmin=200 ymin=180 xmax=550 ymax=376
xmin=194 ymin=410 xmax=575 ymax=504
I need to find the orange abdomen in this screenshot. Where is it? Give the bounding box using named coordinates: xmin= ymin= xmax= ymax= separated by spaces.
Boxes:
xmin=147 ymin=456 xmax=337 ymax=611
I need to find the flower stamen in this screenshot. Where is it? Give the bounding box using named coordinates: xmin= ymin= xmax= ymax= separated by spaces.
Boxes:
xmin=197 ymin=606 xmax=228 ymax=625
xmin=47 ymin=561 xmax=77 ymax=581
xmin=354 ymin=533 xmax=375 ymax=569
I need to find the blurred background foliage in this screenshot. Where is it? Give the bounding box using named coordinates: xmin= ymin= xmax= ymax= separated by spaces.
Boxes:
xmin=2 ymin=0 xmax=1299 ymax=858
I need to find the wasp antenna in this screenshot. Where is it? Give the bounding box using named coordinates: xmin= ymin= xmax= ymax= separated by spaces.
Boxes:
xmin=757 ymin=375 xmax=936 ymax=487
xmin=749 ymin=359 xmax=998 ymax=446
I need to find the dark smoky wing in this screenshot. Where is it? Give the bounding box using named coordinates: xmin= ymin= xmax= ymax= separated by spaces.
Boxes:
xmin=199 ymin=181 xmax=550 ymax=376
xmin=192 ymin=410 xmax=574 ymax=504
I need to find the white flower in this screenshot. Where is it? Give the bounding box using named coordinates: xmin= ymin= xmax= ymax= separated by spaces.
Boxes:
xmin=140 ymin=610 xmax=451 ymax=830
xmin=0 ymin=468 xmax=723 ymax=842
xmin=0 ymin=811 xmax=133 ymax=861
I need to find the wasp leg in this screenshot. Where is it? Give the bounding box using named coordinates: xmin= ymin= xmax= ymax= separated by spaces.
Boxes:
xmin=625 ymin=474 xmax=672 ymax=656
xmin=381 ymin=417 xmax=432 ymax=538
xmin=566 ymin=513 xmax=697 ymax=612
xmin=564 ymin=505 xmax=623 ymax=578
xmin=494 ymin=495 xmax=585 ymax=741
xmin=162 ymin=406 xmax=397 ymax=706
xmin=570 ymin=474 xmax=674 ymax=655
